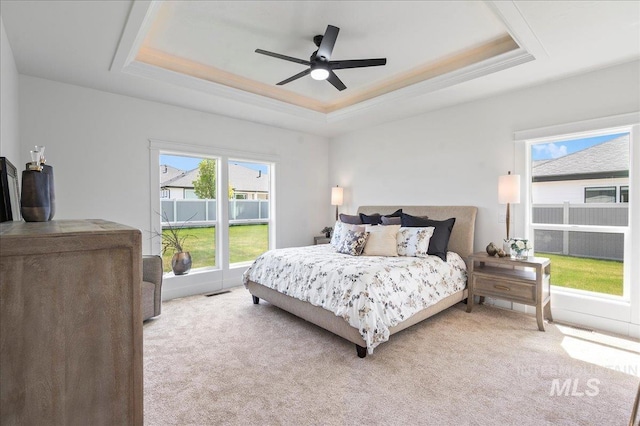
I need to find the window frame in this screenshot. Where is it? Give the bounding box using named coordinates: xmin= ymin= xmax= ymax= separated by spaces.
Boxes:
xmin=584 ymin=186 xmax=616 ymax=203
xmin=514 ymin=112 xmax=639 ymax=338
xmin=149 ymin=139 xmax=278 ymax=297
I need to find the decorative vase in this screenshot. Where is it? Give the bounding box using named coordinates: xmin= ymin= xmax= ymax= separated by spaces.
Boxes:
xmin=510 ymin=248 xmax=529 ymax=261
xmin=171 ymin=252 xmax=192 ymax=275
xmin=20 ymin=170 xmax=51 ymax=222
xmin=42 ymin=164 xmax=55 ymax=220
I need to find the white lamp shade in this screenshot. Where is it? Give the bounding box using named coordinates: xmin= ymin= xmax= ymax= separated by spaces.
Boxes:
xmin=331 ymin=187 xmax=344 ymax=206
xmin=498 ymin=173 xmax=521 ymax=204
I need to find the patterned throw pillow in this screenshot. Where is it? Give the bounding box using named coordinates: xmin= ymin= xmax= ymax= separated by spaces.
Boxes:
xmin=397 ymin=227 xmax=435 ymax=258
xmin=400 ymin=214 xmax=456 ymax=261
xmin=336 ymin=230 xmax=369 ymax=256
xmin=331 ymin=221 xmax=365 ymax=248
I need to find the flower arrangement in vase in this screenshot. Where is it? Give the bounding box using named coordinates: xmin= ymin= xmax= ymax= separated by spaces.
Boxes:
xmin=508 ymin=238 xmax=532 ymax=260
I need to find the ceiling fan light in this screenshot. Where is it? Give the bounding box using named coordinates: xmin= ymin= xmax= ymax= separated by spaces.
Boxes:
xmin=310 ymin=67 xmax=329 ymax=81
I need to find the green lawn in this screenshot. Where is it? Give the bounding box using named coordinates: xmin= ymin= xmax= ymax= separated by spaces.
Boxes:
xmin=162 ymin=224 xmax=268 ymax=273
xmin=537 ymin=252 xmax=623 ymax=296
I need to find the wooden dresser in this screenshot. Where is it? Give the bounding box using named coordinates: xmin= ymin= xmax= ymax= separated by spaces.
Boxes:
xmin=0 ymin=220 xmax=143 ymax=425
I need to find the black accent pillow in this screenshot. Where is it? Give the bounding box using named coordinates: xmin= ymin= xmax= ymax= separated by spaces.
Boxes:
xmin=339 ymin=213 xmax=362 ymax=224
xmin=400 ymin=213 xmax=456 ymax=261
xmin=359 ymin=209 xmax=402 ymax=225
xmin=359 ymin=213 xmax=382 ymax=225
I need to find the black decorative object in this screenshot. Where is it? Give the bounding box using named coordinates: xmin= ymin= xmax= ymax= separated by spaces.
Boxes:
xmin=42 ymin=164 xmax=55 ymax=220
xmin=20 ymin=146 xmax=55 ymax=222
xmin=20 ymin=170 xmax=51 ymax=222
xmin=0 ymin=157 xmax=20 ymax=222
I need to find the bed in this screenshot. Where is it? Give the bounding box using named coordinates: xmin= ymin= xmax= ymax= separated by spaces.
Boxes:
xmin=244 ymin=205 xmax=477 ymax=357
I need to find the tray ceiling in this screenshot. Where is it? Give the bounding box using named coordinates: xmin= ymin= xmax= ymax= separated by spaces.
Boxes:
xmin=115 ymin=1 xmax=531 ymax=115
xmin=3 ymin=1 xmax=639 ymax=136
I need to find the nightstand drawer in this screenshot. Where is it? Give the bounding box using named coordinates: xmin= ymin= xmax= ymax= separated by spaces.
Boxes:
xmin=473 ymin=276 xmax=536 ymax=303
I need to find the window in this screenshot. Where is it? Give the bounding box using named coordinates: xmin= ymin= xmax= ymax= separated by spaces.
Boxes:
xmin=530 ymin=132 xmax=629 ymax=297
xmin=228 ymin=160 xmax=271 ymax=265
xmin=158 ymin=154 xmax=217 ymax=273
xmin=620 ymin=186 xmax=629 ymax=203
xmin=585 ymin=186 xmax=616 ymax=203
xmin=151 ymin=142 xmax=276 ymax=283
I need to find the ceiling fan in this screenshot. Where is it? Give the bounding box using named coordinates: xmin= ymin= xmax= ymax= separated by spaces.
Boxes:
xmin=255 ymin=25 xmax=386 ymax=91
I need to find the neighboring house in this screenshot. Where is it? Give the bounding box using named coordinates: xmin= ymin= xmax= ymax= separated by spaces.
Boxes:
xmin=160 ymin=162 xmax=269 ymax=200
xmin=531 ymin=135 xmax=629 ymax=204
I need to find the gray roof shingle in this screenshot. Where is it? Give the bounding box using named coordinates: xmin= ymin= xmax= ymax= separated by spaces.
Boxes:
xmin=532 ymin=135 xmax=629 ymax=178
xmin=160 ymin=163 xmax=269 ymax=192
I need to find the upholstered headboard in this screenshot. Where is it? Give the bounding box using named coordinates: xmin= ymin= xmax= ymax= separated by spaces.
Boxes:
xmin=357 ymin=206 xmax=478 ymax=263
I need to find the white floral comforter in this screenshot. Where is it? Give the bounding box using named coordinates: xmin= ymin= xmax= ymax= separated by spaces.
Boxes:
xmin=243 ymin=245 xmax=467 ymax=354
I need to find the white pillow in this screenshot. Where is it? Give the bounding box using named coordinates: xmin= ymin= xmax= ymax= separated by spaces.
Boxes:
xmin=397 ymin=227 xmax=435 ymax=258
xmin=330 ymin=221 xmax=365 ymax=248
xmin=362 ymin=224 xmax=400 ymax=256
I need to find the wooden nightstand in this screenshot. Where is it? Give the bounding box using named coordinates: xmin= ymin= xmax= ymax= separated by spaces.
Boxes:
xmin=314 ymin=236 xmax=331 ymax=245
xmin=466 ymin=252 xmax=552 ymax=331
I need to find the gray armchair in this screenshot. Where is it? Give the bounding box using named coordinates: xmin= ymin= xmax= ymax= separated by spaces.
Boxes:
xmin=142 ymin=255 xmax=163 ymax=321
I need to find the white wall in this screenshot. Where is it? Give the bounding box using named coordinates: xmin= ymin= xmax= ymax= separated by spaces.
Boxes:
xmin=19 ymin=76 xmax=330 ymax=256
xmin=0 ymin=16 xmax=20 ymax=164
xmin=330 ymin=60 xmax=640 ymax=253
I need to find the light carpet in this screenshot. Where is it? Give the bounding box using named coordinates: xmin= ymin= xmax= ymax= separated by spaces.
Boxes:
xmin=143 ymin=287 xmax=639 ymax=425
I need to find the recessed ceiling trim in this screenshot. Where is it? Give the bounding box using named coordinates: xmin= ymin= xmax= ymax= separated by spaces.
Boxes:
xmin=326 ymin=34 xmax=518 ymax=113
xmin=486 ymin=0 xmax=548 ymax=59
xmin=327 ymin=46 xmax=535 ymax=122
xmin=136 ymin=46 xmax=329 ymax=113
xmin=123 ymin=60 xmax=326 ymax=122
xmin=110 ymin=0 xmax=161 ymax=72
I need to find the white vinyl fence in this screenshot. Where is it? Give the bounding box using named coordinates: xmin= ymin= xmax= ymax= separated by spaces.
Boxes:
xmin=532 ymin=203 xmax=627 ymax=261
xmin=161 ymin=199 xmax=268 ymax=226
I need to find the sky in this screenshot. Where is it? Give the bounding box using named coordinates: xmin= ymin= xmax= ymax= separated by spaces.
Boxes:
xmin=531 ymin=132 xmax=627 ymax=161
xmin=160 ymin=154 xmax=269 ymax=174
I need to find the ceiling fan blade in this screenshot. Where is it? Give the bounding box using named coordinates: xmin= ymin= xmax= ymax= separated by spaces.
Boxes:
xmin=276 ymin=69 xmax=311 ymax=86
xmin=330 ymin=58 xmax=387 ymax=70
xmin=255 ymin=49 xmax=310 ymax=66
xmin=326 ymin=70 xmax=346 ymax=91
xmin=316 ymin=25 xmax=339 ymax=60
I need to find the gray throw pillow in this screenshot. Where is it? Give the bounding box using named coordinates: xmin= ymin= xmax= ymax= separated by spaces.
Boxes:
xmin=381 ymin=216 xmax=401 ymax=225
xmin=339 ymin=213 xmax=362 ymax=224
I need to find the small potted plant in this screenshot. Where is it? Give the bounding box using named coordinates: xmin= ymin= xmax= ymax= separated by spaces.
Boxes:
xmin=157 ymin=212 xmax=196 ymax=275
xmin=321 ymin=226 xmax=333 ymax=238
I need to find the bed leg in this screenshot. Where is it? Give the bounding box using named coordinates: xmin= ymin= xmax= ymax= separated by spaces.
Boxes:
xmin=356 ymin=344 xmax=367 ymax=358
xmin=252 ymin=295 xmax=259 ymax=305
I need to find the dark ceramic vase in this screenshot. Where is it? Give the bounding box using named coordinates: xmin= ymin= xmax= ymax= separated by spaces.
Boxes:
xmin=42 ymin=164 xmax=55 ymax=220
xmin=20 ymin=170 xmax=51 ymax=222
xmin=171 ymin=252 xmax=192 ymax=275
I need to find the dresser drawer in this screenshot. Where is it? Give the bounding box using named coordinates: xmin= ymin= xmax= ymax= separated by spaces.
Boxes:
xmin=473 ymin=275 xmax=536 ymax=303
